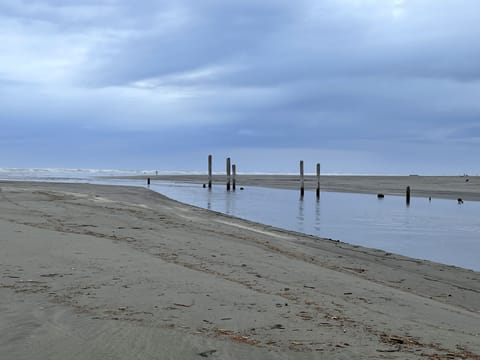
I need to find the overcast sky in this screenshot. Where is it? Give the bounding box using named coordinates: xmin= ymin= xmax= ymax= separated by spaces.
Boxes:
xmin=1 ymin=0 xmax=479 ymax=174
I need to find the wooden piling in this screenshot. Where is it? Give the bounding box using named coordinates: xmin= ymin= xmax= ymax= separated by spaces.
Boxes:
xmin=226 ymin=157 xmax=231 ymax=191
xmin=232 ymin=164 xmax=236 ymax=191
xmin=208 ymin=154 xmax=212 ymax=189
xmin=316 ymin=163 xmax=320 ymax=199
xmin=300 ymin=160 xmax=305 ymax=198
xmin=406 ymin=186 xmax=411 ymax=205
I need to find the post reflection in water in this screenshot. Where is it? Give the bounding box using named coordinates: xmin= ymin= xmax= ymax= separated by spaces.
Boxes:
xmin=314 ymin=199 xmax=321 ymax=233
xmin=297 ymin=197 xmax=305 ymax=233
xmin=206 ymin=188 xmax=212 ymax=211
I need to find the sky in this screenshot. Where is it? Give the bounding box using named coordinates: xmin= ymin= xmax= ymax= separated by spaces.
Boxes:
xmin=1 ymin=0 xmax=480 ymax=174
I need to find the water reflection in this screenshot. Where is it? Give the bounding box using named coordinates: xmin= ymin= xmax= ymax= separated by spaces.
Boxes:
xmin=207 ymin=188 xmax=212 ymax=210
xmin=297 ymin=198 xmax=305 ymax=233
xmin=314 ymin=200 xmax=321 ymax=233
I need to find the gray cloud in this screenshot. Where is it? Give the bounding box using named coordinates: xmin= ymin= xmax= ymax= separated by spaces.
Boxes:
xmin=74 ymin=0 xmax=480 ymax=86
xmin=1 ymin=0 xmax=480 ymax=173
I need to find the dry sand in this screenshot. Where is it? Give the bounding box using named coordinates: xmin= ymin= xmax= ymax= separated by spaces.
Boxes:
xmin=1 ymin=181 xmax=479 ymax=359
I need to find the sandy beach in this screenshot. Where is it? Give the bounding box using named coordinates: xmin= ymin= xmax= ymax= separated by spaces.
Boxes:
xmin=1 ymin=180 xmax=479 ymax=359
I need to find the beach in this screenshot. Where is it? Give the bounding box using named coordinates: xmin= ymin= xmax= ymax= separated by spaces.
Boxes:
xmin=1 ymin=180 xmax=479 ymax=359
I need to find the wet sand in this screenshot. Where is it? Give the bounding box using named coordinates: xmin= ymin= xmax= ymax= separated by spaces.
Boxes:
xmin=1 ymin=181 xmax=479 ymax=359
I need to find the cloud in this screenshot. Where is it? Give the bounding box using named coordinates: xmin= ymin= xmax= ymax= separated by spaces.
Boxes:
xmin=1 ymin=0 xmax=480 ymax=172
xmin=4 ymin=0 xmax=480 ymax=87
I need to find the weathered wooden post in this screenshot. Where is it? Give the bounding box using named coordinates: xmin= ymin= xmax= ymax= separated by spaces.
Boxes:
xmin=208 ymin=154 xmax=213 ymax=189
xmin=232 ymin=164 xmax=236 ymax=191
xmin=406 ymin=186 xmax=411 ymax=206
xmin=226 ymin=157 xmax=231 ymax=191
xmin=316 ymin=163 xmax=320 ymax=199
xmin=300 ymin=160 xmax=305 ymax=198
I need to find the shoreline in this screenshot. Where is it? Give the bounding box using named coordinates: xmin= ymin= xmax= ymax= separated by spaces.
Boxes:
xmin=109 ymin=174 xmax=480 ymax=201
xmin=1 ymin=181 xmax=479 ymax=359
